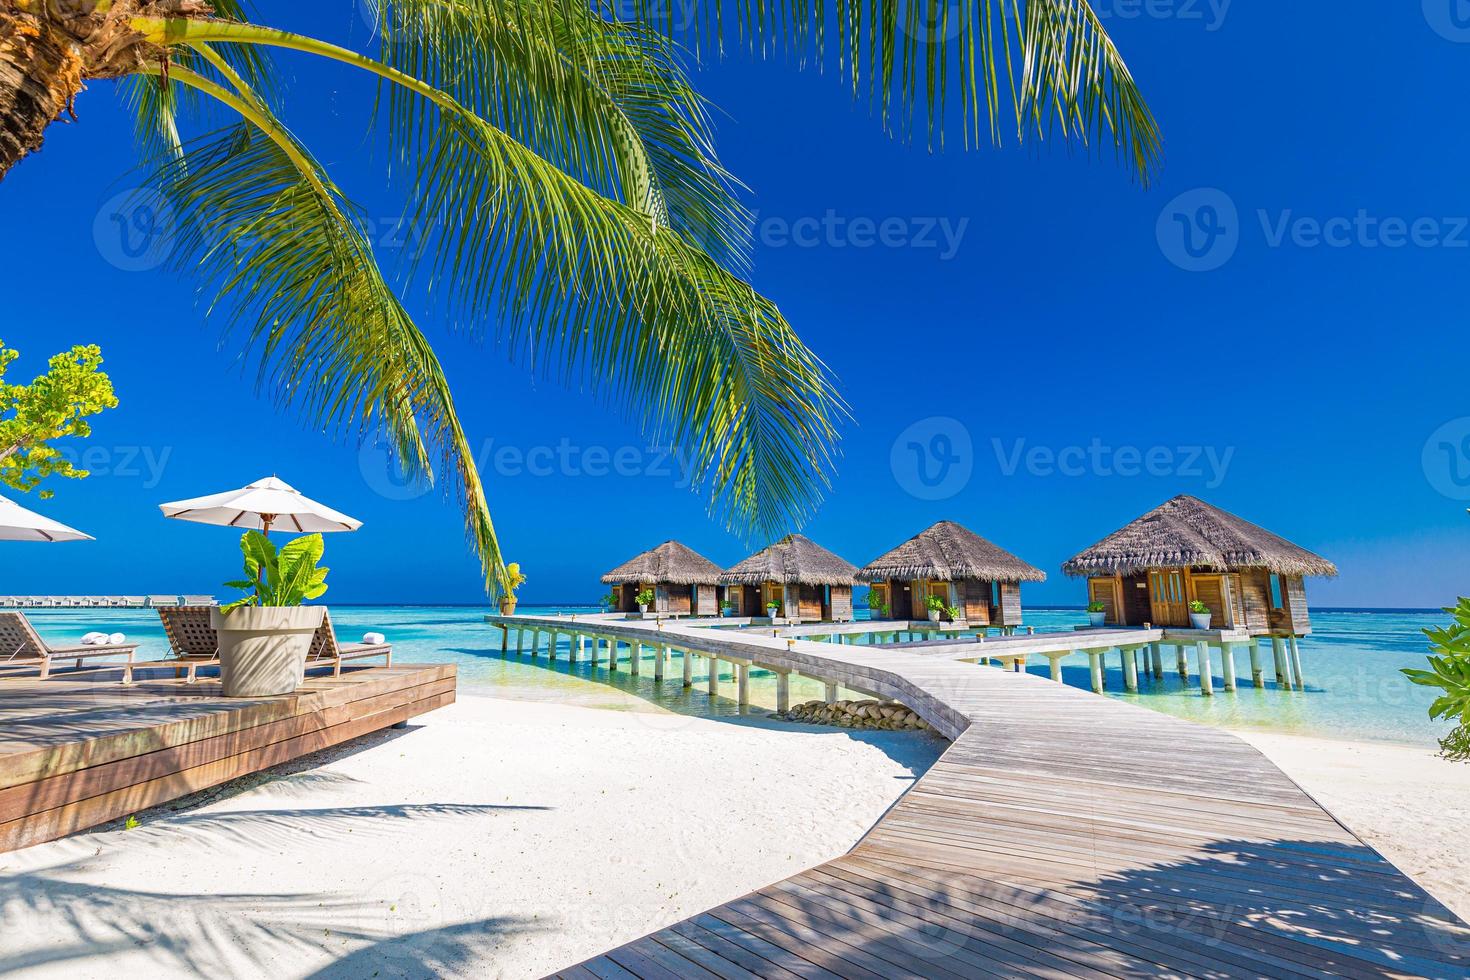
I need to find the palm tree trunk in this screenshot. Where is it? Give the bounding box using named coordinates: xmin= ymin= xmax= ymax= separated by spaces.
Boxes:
xmin=0 ymin=1 xmax=211 ymax=179
xmin=0 ymin=5 xmax=84 ymax=174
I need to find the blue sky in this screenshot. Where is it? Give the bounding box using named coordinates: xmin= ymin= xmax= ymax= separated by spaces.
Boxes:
xmin=2 ymin=2 xmax=1467 ymax=606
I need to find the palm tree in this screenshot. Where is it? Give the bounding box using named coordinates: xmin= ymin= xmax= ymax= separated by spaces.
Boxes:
xmin=0 ymin=1 xmax=1158 ymax=595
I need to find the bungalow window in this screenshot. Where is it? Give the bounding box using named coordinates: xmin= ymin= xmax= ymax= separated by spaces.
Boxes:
xmin=1268 ymin=573 xmax=1284 ymax=610
xmin=990 ymin=581 xmax=1000 ymax=608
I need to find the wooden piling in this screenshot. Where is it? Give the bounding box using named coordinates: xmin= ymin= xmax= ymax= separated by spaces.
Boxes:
xmin=1271 ymin=637 xmax=1288 ymax=687
xmin=1123 ymin=648 xmax=1138 ymax=692
xmin=824 ymin=681 xmax=838 ymax=703
xmin=1248 ymin=640 xmax=1262 ymax=687
xmin=1088 ymin=652 xmax=1103 ymax=693
xmin=776 ymin=671 xmax=790 ymax=713
xmin=707 ymin=656 xmax=720 ymax=697
xmin=1288 ymin=636 xmax=1305 ymax=690
xmin=654 ymin=644 xmax=667 ymax=681
xmin=630 ymin=641 xmax=641 ymax=676
xmin=1196 ymin=642 xmax=1213 ymax=696
xmin=1049 ymin=656 xmax=1063 ymax=682
xmin=1221 ymin=644 xmax=1237 ymax=692
xmin=682 ymin=648 xmax=693 ymax=687
xmin=738 ymin=664 xmax=750 ymax=708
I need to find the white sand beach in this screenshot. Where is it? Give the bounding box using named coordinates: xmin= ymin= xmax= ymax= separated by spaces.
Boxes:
xmin=0 ymin=694 xmax=944 ymax=979
xmin=1234 ymin=730 xmax=1470 ymax=922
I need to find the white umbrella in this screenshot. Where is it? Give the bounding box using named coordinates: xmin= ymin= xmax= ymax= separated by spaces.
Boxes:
xmin=158 ymin=476 xmax=362 ymax=536
xmin=0 ymin=493 xmax=93 ymax=542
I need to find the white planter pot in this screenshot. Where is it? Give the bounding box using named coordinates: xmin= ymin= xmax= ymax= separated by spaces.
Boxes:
xmin=638 ymin=604 xmax=649 ymax=614
xmin=1088 ymin=611 xmax=1106 ymax=627
xmin=1189 ymin=611 xmax=1212 ymax=630
xmin=928 ymin=609 xmax=941 ymax=623
xmin=211 ymin=605 xmax=325 ymax=697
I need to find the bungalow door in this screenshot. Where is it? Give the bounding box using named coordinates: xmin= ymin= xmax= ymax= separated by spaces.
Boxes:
xmin=1148 ymin=570 xmax=1189 ymax=627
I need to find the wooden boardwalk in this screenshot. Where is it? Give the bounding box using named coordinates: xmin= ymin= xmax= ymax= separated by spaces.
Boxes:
xmin=485 ymin=615 xmax=1470 ymax=979
xmin=0 ymin=662 xmax=455 ymax=853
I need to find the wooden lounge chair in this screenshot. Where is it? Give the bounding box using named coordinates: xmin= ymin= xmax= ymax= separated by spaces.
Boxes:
xmin=144 ymin=605 xmax=221 ymax=683
xmin=308 ymin=610 xmax=392 ymax=676
xmin=0 ymin=611 xmax=138 ymax=681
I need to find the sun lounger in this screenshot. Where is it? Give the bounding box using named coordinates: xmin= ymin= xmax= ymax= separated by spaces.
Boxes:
xmin=0 ymin=611 xmax=138 ymax=681
xmin=137 ymin=605 xmax=220 ymax=683
xmin=308 ymin=610 xmax=392 ymax=676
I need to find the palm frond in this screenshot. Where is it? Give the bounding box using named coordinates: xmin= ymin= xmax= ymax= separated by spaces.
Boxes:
xmin=373 ymin=0 xmax=751 ymax=269
xmin=624 ymin=0 xmax=1161 ymax=176
xmin=145 ymin=113 xmax=505 ymax=591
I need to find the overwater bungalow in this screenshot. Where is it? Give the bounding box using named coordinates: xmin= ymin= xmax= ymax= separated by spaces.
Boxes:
xmin=1062 ymin=494 xmax=1337 ymax=636
xmin=857 ymin=521 xmax=1046 ymax=626
xmin=720 ymin=534 xmax=858 ymax=621
xmin=600 ymin=540 xmax=723 ymax=616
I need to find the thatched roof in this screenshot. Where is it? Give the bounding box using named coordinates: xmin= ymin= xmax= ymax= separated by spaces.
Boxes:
xmin=856 ymin=521 xmax=1046 ymax=583
xmin=600 ymin=540 xmax=723 ymax=585
xmin=1062 ymin=495 xmax=1338 ymax=578
xmin=720 ymin=534 xmax=857 ymax=587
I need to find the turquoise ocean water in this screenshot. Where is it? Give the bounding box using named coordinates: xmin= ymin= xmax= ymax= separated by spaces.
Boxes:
xmin=18 ymin=605 xmax=1454 ymax=748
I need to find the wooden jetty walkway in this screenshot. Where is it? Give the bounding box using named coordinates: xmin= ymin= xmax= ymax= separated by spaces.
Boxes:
xmin=0 ymin=662 xmax=454 ymax=853
xmin=485 ymin=614 xmax=1470 ymax=978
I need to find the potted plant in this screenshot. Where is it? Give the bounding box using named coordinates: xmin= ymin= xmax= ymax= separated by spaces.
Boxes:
xmin=635 ymin=588 xmax=655 ymax=615
xmin=498 ymin=562 xmax=525 ymax=615
xmin=765 ymin=599 xmax=781 ymax=619
xmin=213 ymin=530 xmax=329 ymax=698
xmin=602 ymin=591 xmax=620 ymax=613
xmin=868 ymin=599 xmax=889 ymax=619
xmin=924 ymin=594 xmax=946 ymax=623
xmin=944 ymin=604 xmax=961 ymax=624
xmin=1188 ymin=599 xmax=1212 ymax=630
xmin=1086 ymin=600 xmax=1107 ymax=627
xmin=720 ymin=599 xmax=735 ymax=617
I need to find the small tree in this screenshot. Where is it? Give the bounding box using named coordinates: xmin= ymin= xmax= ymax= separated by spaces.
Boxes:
xmin=0 ymin=340 xmax=118 ymax=498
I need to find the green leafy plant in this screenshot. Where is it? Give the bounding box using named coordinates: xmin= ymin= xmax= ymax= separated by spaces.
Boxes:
xmin=1188 ymin=599 xmax=1210 ymax=614
xmin=635 ymin=588 xmax=655 ymax=607
xmin=1402 ymin=598 xmax=1470 ymax=761
xmin=602 ymin=592 xmax=620 ymax=610
xmin=868 ymin=600 xmax=889 ymax=618
xmin=1086 ymin=600 xmax=1106 ymax=613
xmin=0 ymin=340 xmax=118 ymax=498
xmin=221 ymin=531 xmax=329 ymax=612
xmin=944 ymin=605 xmax=961 ymax=621
xmin=124 ymin=815 xmax=140 ymax=830
xmin=765 ymin=599 xmax=781 ymax=612
xmin=924 ymin=595 xmax=947 ymax=613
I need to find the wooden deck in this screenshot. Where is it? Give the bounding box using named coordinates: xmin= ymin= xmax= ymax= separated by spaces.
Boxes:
xmin=0 ymin=662 xmax=455 ymax=853
xmin=484 ymin=615 xmax=1470 ymax=978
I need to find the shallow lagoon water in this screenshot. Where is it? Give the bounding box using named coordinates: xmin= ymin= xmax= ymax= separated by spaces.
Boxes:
xmin=20 ymin=604 xmax=1454 ymax=748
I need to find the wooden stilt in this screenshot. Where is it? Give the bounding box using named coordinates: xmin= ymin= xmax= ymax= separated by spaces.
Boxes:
xmin=1123 ymin=648 xmax=1138 ymax=692
xmin=1288 ymin=636 xmax=1305 ymax=690
xmin=630 ymin=641 xmax=641 ymax=676
xmin=682 ymin=647 xmax=693 ymax=687
xmin=776 ymin=671 xmax=790 ymax=713
xmin=608 ymin=637 xmax=618 ymax=671
xmin=1088 ymin=652 xmax=1103 ymax=693
xmin=516 ymin=628 xmax=526 ymax=655
xmin=737 ymin=664 xmax=750 ymax=708
xmin=654 ymin=644 xmax=667 ymax=681
xmin=1049 ymin=656 xmax=1063 ymax=682
xmin=1176 ymin=645 xmax=1188 ymax=681
xmin=707 ymin=657 xmax=719 ymax=697
xmin=530 ymin=629 xmax=540 ymax=657
xmin=500 ymin=626 xmax=509 ymax=654
xmin=578 ymin=633 xmax=587 ymax=659
xmin=824 ymin=681 xmax=839 ymax=703
xmin=1248 ymin=640 xmax=1262 ymax=688
xmin=1196 ymin=642 xmax=1213 ymax=696
xmin=1151 ymin=643 xmax=1164 ymax=679
xmin=1271 ymin=637 xmax=1288 ymax=687
xmin=1221 ymin=644 xmax=1237 ymax=692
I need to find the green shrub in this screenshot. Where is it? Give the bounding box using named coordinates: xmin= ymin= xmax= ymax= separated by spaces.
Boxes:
xmin=1086 ymin=601 xmax=1106 ymax=613
xmin=1402 ymin=597 xmax=1470 ymax=763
